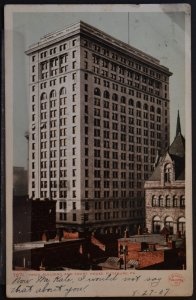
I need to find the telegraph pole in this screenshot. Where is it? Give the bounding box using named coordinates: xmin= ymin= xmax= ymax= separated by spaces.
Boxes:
xmin=123 ymin=227 xmax=128 ymax=270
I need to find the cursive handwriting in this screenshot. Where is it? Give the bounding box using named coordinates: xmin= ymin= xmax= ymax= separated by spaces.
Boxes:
xmin=10 ymin=272 xmax=172 ymax=297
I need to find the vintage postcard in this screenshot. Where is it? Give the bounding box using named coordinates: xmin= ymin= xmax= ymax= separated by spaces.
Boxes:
xmin=5 ymin=4 xmax=192 ymax=297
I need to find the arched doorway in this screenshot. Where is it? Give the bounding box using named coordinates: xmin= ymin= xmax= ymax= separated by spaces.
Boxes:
xmin=152 ymin=216 xmax=161 ymax=233
xmin=165 ymin=216 xmax=174 ymax=234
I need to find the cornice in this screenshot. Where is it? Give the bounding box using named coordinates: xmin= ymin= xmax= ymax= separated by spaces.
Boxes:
xmin=25 ymin=21 xmax=172 ymax=76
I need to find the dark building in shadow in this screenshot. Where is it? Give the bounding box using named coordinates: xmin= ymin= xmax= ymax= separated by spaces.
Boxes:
xmin=13 ymin=197 xmax=56 ymax=243
xmin=13 ymin=166 xmax=28 ymax=196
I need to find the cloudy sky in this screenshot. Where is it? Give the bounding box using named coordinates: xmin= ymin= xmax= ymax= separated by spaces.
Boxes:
xmin=11 ymin=7 xmax=187 ymax=168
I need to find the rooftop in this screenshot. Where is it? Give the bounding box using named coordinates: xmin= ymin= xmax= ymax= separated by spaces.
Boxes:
xmin=118 ymin=234 xmax=166 ymax=244
xmin=25 ymin=20 xmax=171 ymax=74
xmin=14 ymin=238 xmax=84 ymax=252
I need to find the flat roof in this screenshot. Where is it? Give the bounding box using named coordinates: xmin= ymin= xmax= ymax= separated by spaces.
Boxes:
xmin=25 ymin=21 xmax=171 ymax=75
xmin=118 ymin=234 xmax=166 ymax=244
xmin=14 ymin=238 xmax=84 ymax=252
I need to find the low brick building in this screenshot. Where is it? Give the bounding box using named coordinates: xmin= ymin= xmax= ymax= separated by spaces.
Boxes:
xmin=13 ymin=238 xmax=88 ymax=270
xmin=144 ymin=111 xmax=185 ymax=235
xmin=118 ymin=234 xmax=185 ymax=270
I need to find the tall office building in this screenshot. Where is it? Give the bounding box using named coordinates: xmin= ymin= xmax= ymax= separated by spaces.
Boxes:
xmin=26 ymin=21 xmax=172 ymax=234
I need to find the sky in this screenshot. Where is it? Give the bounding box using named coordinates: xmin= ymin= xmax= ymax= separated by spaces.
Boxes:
xmin=12 ymin=9 xmax=186 ymax=168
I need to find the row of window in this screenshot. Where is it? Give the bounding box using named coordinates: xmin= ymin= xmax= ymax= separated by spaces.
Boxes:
xmin=92 ymin=57 xmax=165 ymax=87
xmin=32 ymin=39 xmax=77 ymax=61
xmin=31 ymin=189 xmax=144 ymax=200
xmin=58 ymin=199 xmax=142 ymax=212
xmin=152 ymin=216 xmax=185 ymax=234
xmin=82 ymin=39 xmax=168 ymax=82
xmin=59 ymin=209 xmax=143 ymax=222
xmin=151 ymin=195 xmax=185 ymax=207
xmin=92 ymin=68 xmax=168 ymax=98
xmin=59 ymin=213 xmax=77 ymax=221
xmin=84 ymin=189 xmax=144 ymax=199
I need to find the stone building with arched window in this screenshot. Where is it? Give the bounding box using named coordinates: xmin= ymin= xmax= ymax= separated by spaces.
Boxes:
xmin=144 ymin=111 xmax=185 ymax=235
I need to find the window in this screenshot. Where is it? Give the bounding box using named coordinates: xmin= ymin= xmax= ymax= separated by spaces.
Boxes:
xmin=94 ymin=87 xmax=101 ymax=96
xmin=72 ymin=84 xmax=76 ymax=92
xmin=152 ymin=195 xmax=159 ymax=207
xmin=121 ymin=96 xmax=126 ymax=104
xmin=173 ymin=195 xmax=178 ymax=207
xmin=103 ymin=90 xmax=110 ymax=99
xmin=136 ymin=101 xmax=141 ymax=108
xmin=166 ymin=195 xmax=172 ymax=207
xmin=73 ymin=213 xmax=77 ymax=221
xmin=164 ymin=164 xmax=172 ymax=183
xmin=59 ymin=87 xmax=66 ymax=95
xmin=150 ymin=105 xmax=155 ymax=112
xmin=153 ymin=216 xmax=161 ymax=233
xmin=165 ymin=216 xmax=173 ymax=234
xmin=84 ymin=73 xmax=88 ymax=80
xmin=159 ymin=196 xmax=164 ymax=207
xmin=178 ymin=217 xmax=185 ymax=235
xmin=180 ymin=196 xmax=185 ymax=207
xmin=50 ymin=90 xmax=56 ymax=98
xmin=84 ymin=62 xmax=88 ymax=69
xmin=157 ymin=107 xmax=161 ymax=114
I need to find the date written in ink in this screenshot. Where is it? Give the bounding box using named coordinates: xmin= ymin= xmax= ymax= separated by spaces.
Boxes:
xmin=131 ymin=288 xmax=170 ymax=297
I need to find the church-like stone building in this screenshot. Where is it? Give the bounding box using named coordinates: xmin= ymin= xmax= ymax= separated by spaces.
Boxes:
xmin=144 ymin=112 xmax=185 ymax=235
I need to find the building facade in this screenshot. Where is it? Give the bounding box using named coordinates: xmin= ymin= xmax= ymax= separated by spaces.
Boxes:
xmin=144 ymin=112 xmax=185 ymax=235
xmin=26 ymin=21 xmax=172 ymax=233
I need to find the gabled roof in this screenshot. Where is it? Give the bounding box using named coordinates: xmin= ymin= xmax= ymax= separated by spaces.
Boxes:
xmin=148 ymin=111 xmax=185 ymax=182
xmin=169 ymin=132 xmax=185 ymax=158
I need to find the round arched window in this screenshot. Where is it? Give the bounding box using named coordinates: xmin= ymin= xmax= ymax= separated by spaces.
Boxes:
xmin=165 ymin=216 xmax=173 ymax=234
xmin=153 ymin=216 xmax=161 ymax=233
xmin=50 ymin=90 xmax=56 ymax=98
xmin=103 ymin=90 xmax=110 ymax=99
xmin=94 ymin=87 xmax=101 ymax=96
xmin=166 ymin=195 xmax=172 ymax=207
xmin=152 ymin=195 xmax=159 ymax=207
xmin=40 ymin=92 xmax=47 ymax=100
xmin=159 ymin=196 xmax=164 ymax=207
xmin=112 ymin=93 xmax=118 ymax=101
xmin=59 ymin=87 xmax=66 ymax=96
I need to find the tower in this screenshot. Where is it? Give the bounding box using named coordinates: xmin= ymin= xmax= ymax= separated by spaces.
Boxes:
xmin=26 ymin=21 xmax=172 ymax=233
xmin=176 ymin=110 xmax=181 ymax=136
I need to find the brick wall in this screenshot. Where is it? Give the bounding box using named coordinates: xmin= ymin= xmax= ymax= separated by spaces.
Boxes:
xmin=138 ymin=250 xmax=164 ymax=268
